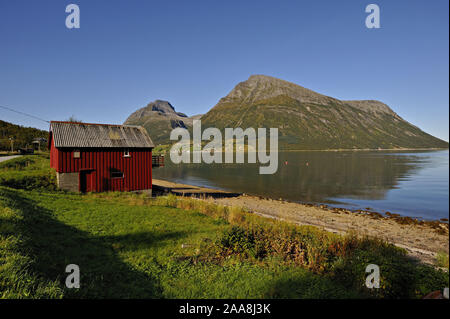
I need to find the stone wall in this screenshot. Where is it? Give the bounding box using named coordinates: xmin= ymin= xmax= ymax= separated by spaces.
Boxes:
xmin=56 ymin=172 xmax=79 ymax=192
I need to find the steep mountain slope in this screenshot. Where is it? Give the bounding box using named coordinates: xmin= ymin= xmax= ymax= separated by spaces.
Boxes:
xmin=201 ymin=75 xmax=448 ymax=150
xmin=124 ymin=100 xmax=200 ymax=145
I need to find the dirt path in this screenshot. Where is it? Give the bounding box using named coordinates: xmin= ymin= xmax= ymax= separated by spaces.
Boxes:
xmin=211 ymin=195 xmax=449 ymax=265
xmin=0 ymin=155 xmax=21 ymax=163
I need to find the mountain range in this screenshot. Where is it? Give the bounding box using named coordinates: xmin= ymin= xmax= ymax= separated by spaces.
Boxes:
xmin=124 ymin=75 xmax=448 ymax=150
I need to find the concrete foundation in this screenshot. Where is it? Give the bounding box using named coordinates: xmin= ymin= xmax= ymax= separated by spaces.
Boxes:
xmin=56 ymin=172 xmax=79 ymax=192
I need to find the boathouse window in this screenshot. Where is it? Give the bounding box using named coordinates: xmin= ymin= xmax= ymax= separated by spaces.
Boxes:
xmin=73 ymin=150 xmax=80 ymax=159
xmin=111 ymin=170 xmax=124 ymax=179
xmin=124 ymin=149 xmax=130 ymax=157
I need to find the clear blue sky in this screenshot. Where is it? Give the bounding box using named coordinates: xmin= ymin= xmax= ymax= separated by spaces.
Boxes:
xmin=0 ymin=0 xmax=448 ymax=141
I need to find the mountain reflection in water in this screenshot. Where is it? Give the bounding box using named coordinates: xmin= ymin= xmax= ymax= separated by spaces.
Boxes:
xmin=154 ymin=150 xmax=449 ymax=220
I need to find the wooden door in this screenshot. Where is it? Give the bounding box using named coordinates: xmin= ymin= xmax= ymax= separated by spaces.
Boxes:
xmin=80 ymin=170 xmax=95 ymax=193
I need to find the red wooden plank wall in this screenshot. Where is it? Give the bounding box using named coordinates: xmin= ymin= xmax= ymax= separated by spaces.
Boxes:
xmin=49 ymin=142 xmax=152 ymax=192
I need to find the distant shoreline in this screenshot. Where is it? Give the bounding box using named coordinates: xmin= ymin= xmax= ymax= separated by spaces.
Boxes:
xmin=280 ymin=147 xmax=449 ymax=152
xmin=155 ymin=146 xmax=449 ymax=155
xmin=154 ymin=176 xmax=449 ymax=223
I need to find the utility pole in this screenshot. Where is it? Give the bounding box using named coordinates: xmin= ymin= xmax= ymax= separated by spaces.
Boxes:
xmin=9 ymin=137 xmax=14 ymax=152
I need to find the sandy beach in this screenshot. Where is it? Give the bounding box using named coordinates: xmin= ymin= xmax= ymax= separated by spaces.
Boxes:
xmin=207 ymin=195 xmax=449 ymax=265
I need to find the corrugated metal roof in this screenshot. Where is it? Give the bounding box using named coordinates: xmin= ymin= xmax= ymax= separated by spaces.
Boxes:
xmin=50 ymin=121 xmax=155 ymax=148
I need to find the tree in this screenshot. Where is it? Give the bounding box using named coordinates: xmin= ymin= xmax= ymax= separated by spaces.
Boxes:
xmin=66 ymin=115 xmax=83 ymax=123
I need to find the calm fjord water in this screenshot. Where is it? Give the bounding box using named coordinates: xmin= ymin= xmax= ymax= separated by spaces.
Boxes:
xmin=154 ymin=150 xmax=449 ymax=220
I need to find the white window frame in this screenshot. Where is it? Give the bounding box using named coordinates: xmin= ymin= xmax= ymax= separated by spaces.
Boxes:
xmin=124 ymin=149 xmax=130 ymax=157
xmin=111 ymin=171 xmax=124 ymax=179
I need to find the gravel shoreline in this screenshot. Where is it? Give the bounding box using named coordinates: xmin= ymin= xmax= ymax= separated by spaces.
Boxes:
xmin=208 ymin=194 xmax=449 ymax=265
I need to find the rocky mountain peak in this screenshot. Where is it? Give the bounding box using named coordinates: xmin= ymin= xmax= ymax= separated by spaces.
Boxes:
xmin=222 ymin=75 xmax=398 ymax=116
xmin=124 ymin=100 xmax=182 ymax=123
xmin=123 ymin=100 xmax=202 ymax=145
xmin=222 ymin=74 xmax=339 ymax=105
xmin=147 ymin=100 xmax=176 ymax=114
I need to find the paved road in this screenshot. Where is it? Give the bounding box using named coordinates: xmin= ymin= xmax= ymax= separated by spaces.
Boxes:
xmin=0 ymin=155 xmax=21 ymax=163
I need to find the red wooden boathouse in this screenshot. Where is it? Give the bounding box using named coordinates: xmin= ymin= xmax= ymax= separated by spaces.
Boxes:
xmin=49 ymin=121 xmax=159 ymax=194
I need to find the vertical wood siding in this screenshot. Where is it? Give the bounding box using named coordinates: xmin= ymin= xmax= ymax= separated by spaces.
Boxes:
xmin=49 ymin=142 xmax=152 ymax=192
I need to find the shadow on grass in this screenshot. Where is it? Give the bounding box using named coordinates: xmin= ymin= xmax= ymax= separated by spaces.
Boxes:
xmin=264 ymin=275 xmax=361 ymax=299
xmin=0 ymin=187 xmax=167 ymax=298
xmin=101 ymin=231 xmax=188 ymax=252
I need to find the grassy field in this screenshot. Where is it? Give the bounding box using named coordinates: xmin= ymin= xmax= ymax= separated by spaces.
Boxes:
xmin=0 ymin=154 xmax=55 ymax=190
xmin=0 ymin=154 xmax=448 ymax=299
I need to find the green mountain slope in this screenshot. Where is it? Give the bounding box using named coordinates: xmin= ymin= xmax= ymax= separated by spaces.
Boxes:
xmin=0 ymin=120 xmax=48 ymax=151
xmin=201 ymin=75 xmax=448 ymax=150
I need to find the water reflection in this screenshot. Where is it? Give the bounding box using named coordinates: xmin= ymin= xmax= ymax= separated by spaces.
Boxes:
xmin=154 ymin=150 xmax=449 ymax=220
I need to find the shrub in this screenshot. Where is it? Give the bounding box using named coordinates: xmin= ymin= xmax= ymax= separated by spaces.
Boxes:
xmin=328 ymin=237 xmax=449 ymax=298
xmin=0 ymin=170 xmax=56 ymax=191
xmin=217 ymin=226 xmax=256 ymax=257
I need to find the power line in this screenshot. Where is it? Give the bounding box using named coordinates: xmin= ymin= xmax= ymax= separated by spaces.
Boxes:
xmin=0 ymin=104 xmax=50 ymax=124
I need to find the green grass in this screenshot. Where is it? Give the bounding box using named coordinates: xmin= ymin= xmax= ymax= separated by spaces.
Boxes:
xmin=0 ymin=187 xmax=361 ymax=298
xmin=0 ymin=154 xmax=56 ymax=191
xmin=436 ymin=252 xmax=449 ymax=269
xmin=0 ymin=154 xmax=448 ymax=299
